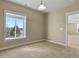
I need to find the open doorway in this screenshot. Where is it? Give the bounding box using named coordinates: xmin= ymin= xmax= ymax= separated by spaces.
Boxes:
xmin=67 ymin=11 xmax=79 ymax=49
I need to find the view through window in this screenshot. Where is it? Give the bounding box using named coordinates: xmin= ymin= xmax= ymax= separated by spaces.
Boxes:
xmin=5 ymin=12 xmax=26 ymax=40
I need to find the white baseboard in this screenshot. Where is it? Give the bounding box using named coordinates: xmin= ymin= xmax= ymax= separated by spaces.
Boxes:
xmin=0 ymin=39 xmax=45 ymax=51
xmin=47 ymin=40 xmax=66 ymax=46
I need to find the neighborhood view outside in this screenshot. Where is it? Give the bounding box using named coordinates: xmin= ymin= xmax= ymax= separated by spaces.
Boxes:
xmin=6 ymin=13 xmax=24 ymax=39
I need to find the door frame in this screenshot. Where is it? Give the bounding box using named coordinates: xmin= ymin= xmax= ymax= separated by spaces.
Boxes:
xmin=66 ymin=10 xmax=79 ymax=47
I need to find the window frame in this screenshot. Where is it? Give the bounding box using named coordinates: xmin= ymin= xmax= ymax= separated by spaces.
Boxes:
xmin=77 ymin=23 xmax=79 ymax=33
xmin=4 ymin=10 xmax=26 ymax=40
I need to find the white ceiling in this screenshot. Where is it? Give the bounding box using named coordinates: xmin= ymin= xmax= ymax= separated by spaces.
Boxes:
xmin=8 ymin=0 xmax=79 ymax=12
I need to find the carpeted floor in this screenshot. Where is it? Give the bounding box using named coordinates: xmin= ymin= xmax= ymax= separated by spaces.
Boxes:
xmin=0 ymin=41 xmax=79 ymax=58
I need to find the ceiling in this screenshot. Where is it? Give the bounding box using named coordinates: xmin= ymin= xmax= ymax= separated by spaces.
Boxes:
xmin=8 ymin=0 xmax=79 ymax=12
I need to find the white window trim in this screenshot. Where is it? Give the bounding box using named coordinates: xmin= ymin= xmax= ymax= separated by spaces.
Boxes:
xmin=77 ymin=23 xmax=79 ymax=32
xmin=4 ymin=10 xmax=26 ymax=40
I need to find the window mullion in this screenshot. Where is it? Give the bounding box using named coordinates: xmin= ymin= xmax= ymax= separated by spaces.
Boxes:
xmin=15 ymin=19 xmax=16 ymax=38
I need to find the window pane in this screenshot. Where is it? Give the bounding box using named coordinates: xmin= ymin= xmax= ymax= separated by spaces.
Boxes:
xmin=6 ymin=16 xmax=15 ymax=38
xmin=5 ymin=12 xmax=26 ymax=40
xmin=16 ymin=18 xmax=24 ymax=37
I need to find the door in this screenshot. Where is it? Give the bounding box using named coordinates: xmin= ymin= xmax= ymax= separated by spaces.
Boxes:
xmin=67 ymin=11 xmax=79 ymax=49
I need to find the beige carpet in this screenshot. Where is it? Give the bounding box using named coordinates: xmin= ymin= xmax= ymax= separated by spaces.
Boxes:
xmin=0 ymin=41 xmax=79 ymax=58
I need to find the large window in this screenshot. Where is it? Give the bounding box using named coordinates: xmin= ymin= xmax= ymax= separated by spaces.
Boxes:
xmin=5 ymin=11 xmax=26 ymax=40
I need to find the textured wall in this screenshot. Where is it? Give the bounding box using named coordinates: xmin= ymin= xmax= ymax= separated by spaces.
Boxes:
xmin=0 ymin=0 xmax=45 ymax=48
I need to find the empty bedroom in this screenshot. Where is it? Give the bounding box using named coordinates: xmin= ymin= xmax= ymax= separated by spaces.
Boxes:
xmin=0 ymin=0 xmax=79 ymax=58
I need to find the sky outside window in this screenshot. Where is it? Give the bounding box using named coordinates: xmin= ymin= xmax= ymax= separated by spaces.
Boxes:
xmin=6 ymin=16 xmax=24 ymax=28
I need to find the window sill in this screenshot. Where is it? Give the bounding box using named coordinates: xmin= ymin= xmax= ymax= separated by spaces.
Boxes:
xmin=5 ymin=37 xmax=26 ymax=40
